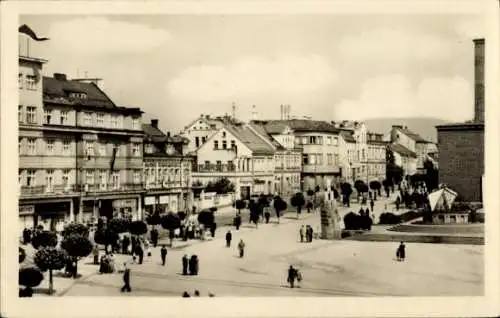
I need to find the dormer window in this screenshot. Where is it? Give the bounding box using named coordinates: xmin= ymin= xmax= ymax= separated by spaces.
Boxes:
xmin=69 ymin=92 xmax=87 ymax=99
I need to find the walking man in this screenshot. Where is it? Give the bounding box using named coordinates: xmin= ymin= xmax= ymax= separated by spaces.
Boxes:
xmin=182 ymin=254 xmax=189 ymax=275
xmin=299 ymin=225 xmax=305 ymax=243
xmin=396 ymin=241 xmax=406 ymax=261
xmin=225 ymin=230 xmax=232 ymax=247
xmin=161 ymin=245 xmax=168 ymax=266
xmin=238 ymin=239 xmax=245 ymax=258
xmin=287 ymin=265 xmax=298 ymax=288
xmin=120 ymin=264 xmax=131 ymax=293
xmin=370 ymin=199 xmax=374 ymax=212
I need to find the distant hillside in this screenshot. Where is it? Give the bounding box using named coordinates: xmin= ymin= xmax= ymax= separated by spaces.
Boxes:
xmin=363 ymin=117 xmax=451 ymax=143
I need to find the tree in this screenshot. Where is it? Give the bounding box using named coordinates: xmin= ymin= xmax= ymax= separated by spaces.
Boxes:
xmin=306 ymin=189 xmax=314 ymax=197
xmin=197 ymin=210 xmax=215 ymax=227
xmin=128 ymin=220 xmax=148 ymax=236
xmin=160 ymin=213 xmax=181 ymax=246
xmin=340 ymin=183 xmax=353 ymax=207
xmin=258 ymin=194 xmax=269 ymax=208
xmin=19 ymin=247 xmax=26 ymax=263
xmin=34 ymin=247 xmax=66 ymax=294
xmin=423 ymin=159 xmax=439 ymax=191
xmin=93 ymin=228 xmax=118 ymax=254
xmin=369 ymin=181 xmax=382 ymax=199
xmin=235 ymin=200 xmax=246 ymax=213
xmin=343 ymin=212 xmax=362 ymax=230
xmin=208 ymin=177 xmax=235 ymax=194
xmin=62 ymin=223 xmax=89 ymax=238
xmin=146 ymin=210 xmax=162 ymax=229
xmin=31 ymin=231 xmax=58 ymax=249
xmin=61 ymin=234 xmax=93 ymax=278
xmin=273 ymin=196 xmax=287 ymax=223
xmin=19 ymin=266 xmax=44 ymax=297
xmin=379 ymin=212 xmax=402 ymax=225
xmin=290 ymin=192 xmax=306 ymax=218
xmin=177 ymin=211 xmax=186 ymax=221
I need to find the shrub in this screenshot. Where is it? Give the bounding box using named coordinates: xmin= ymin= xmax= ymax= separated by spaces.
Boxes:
xmin=177 ymin=211 xmax=186 ymax=221
xmin=399 ymin=210 xmax=422 ymax=223
xmin=161 ymin=212 xmax=181 ymax=231
xmin=93 ymin=228 xmax=118 ymax=253
xmin=62 ymin=223 xmax=89 ymax=238
xmin=19 ymin=247 xmax=26 ymax=263
xmin=290 ymin=192 xmax=306 ymax=215
xmin=146 ymin=211 xmax=161 ymax=226
xmin=273 ymin=196 xmax=287 ymax=220
xmin=128 ymin=220 xmax=148 ymax=236
xmin=343 ymin=212 xmax=363 ymax=230
xmin=61 ymin=234 xmax=93 ymax=278
xmin=34 ymin=247 xmax=66 ymax=294
xmin=31 ymin=231 xmax=58 ymax=249
xmin=108 ymin=218 xmax=130 ymax=234
xmin=235 ymin=200 xmax=246 ymax=212
xmin=197 ymin=210 xmax=215 ymax=227
xmin=19 ymin=266 xmax=44 ymax=296
xmin=306 ymin=189 xmax=314 ymax=196
xmin=379 ymin=212 xmax=402 ymax=225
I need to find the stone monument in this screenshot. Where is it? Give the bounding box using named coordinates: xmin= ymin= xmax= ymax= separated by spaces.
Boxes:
xmin=318 ymin=180 xmax=342 ymax=240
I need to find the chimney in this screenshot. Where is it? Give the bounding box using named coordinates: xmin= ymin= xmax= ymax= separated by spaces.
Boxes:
xmin=151 ymin=119 xmax=158 ymax=128
xmin=54 ymin=73 xmax=67 ymax=81
xmin=167 ymin=132 xmax=171 ymax=138
xmin=473 ymin=38 xmax=485 ymax=123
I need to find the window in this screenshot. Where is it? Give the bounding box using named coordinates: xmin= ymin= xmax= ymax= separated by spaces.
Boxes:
xmin=222 ymin=131 xmax=226 ymax=138
xmin=327 ymin=154 xmax=333 ymax=165
xmin=86 ymin=142 xmax=94 ymax=156
xmin=62 ymin=140 xmax=71 ymax=155
xmin=362 ymin=149 xmax=365 ymax=161
xmin=26 ymin=106 xmax=36 ymax=124
xmin=86 ymin=170 xmax=94 ymax=185
xmin=60 ymin=110 xmax=69 ymax=125
xmin=96 ymin=113 xmax=104 ymax=126
xmin=230 ymin=140 xmax=236 ymax=149
xmin=18 ymin=73 xmax=23 ymax=88
xmin=83 ymin=112 xmax=92 ymax=126
xmin=111 ymin=173 xmax=120 ymax=189
xmin=202 ymin=136 xmax=207 ymax=143
xmin=132 ymin=143 xmax=141 ymax=157
xmin=44 ymin=109 xmax=52 ymax=124
xmin=46 ymin=139 xmax=55 ymax=154
xmin=214 ymin=140 xmax=219 ymax=149
xmin=333 ymin=137 xmax=338 ymax=146
xmin=26 ymin=75 xmax=36 ymax=90
xmin=26 ymin=170 xmax=36 ymax=187
xmin=45 ymin=169 xmax=54 ymax=191
xmin=99 ymin=143 xmax=106 ymax=156
xmin=18 ymin=138 xmax=23 ymax=154
xmin=133 ymin=170 xmax=141 ymax=184
xmin=308 ymin=136 xmax=317 ymax=144
xmin=195 ymin=137 xmax=200 ymax=147
xmin=302 ymin=154 xmax=309 ymax=165
xmin=27 ymin=138 xmax=36 ymax=154
xmin=18 ymin=106 xmax=23 ymax=123
xmin=222 ymin=140 xmax=227 ymax=149
xmin=132 ymin=118 xmax=140 ymax=130
xmin=111 ymin=115 xmax=118 ymax=128
xmin=317 ymin=154 xmax=323 ymax=165
xmin=99 ymin=170 xmax=107 ymax=190
xmin=145 ymin=143 xmax=154 ymax=154
xmin=62 ymin=169 xmax=70 ymax=189
xmin=326 ymin=137 xmax=332 ymax=145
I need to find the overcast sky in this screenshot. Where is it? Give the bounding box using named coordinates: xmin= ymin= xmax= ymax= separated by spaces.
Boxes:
xmin=20 ymin=14 xmax=485 ymax=133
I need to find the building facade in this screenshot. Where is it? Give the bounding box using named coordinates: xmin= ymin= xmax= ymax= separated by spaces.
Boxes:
xmin=142 ymin=119 xmax=194 ymax=217
xmin=366 ymin=132 xmax=387 ymax=182
xmin=338 ymin=130 xmax=359 ymax=184
xmin=388 ymin=143 xmax=418 ymax=177
xmin=181 ymin=114 xmax=225 ymax=154
xmin=19 ymin=54 xmax=145 ymax=234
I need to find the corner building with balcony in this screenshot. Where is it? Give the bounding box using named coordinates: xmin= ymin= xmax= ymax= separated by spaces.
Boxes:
xmin=142 ymin=119 xmax=194 ymax=216
xmin=18 ymin=54 xmax=145 ymax=233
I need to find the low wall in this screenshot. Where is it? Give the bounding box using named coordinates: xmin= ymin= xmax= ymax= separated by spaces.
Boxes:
xmin=388 ymin=223 xmax=484 ymax=235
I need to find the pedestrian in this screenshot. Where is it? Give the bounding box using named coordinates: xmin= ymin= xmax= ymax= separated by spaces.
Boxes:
xmin=225 ymin=230 xmax=232 ymax=247
xmin=234 ymin=214 xmax=242 ymax=230
xmin=287 ymin=265 xmax=297 ymax=288
xmin=307 ymin=226 xmax=314 ymax=243
xmin=120 ymin=263 xmax=131 ymax=292
xmin=93 ymin=245 xmax=99 ymax=265
xmin=135 ymin=245 xmax=144 ymax=265
xmin=182 ymin=254 xmax=189 ymax=275
xmin=264 ymin=210 xmax=271 ymax=224
xmin=370 ymin=199 xmax=374 ymax=212
xmin=299 ymin=225 xmax=305 ymax=243
xmin=210 ymin=222 xmax=217 ymax=238
xmin=189 ymin=255 xmax=199 ymax=275
xmin=161 ymin=245 xmax=168 ymax=266
xmin=182 ymin=291 xmax=191 ymax=298
xmin=238 ymin=239 xmax=245 ymax=258
xmin=396 ymin=242 xmax=406 ymax=261
xmin=150 ymin=228 xmax=159 ymax=248
xmin=122 ymin=235 xmax=130 ymax=255
xmin=194 ymin=290 xmax=200 ymax=297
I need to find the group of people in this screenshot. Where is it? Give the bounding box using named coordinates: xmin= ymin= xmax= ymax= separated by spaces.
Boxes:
xmin=182 ymin=254 xmax=199 ymax=276
xmin=182 ymin=290 xmax=215 ymax=297
xmin=298 ymin=225 xmax=315 ymax=243
xmin=99 ymin=253 xmax=116 ymax=274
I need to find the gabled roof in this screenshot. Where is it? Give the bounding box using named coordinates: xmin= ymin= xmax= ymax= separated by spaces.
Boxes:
xmin=248 ymin=123 xmax=285 ymax=151
xmin=257 ymin=119 xmax=339 ymax=134
xmin=339 ymin=130 xmax=356 ymax=143
xmin=225 ymin=124 xmax=275 ymax=155
xmin=395 ymin=126 xmax=430 ymax=143
xmin=143 ymin=124 xmax=190 ymax=145
xmin=389 ymin=143 xmax=417 ymax=158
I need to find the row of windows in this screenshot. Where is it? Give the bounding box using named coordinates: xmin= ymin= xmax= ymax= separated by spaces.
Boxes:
xmin=303 ymin=153 xmax=340 ymax=165
xmin=19 ymin=73 xmax=37 ymax=90
xmin=295 ymin=135 xmax=339 ymax=146
xmin=19 ymin=169 xmax=71 ymax=187
xmin=275 ymin=174 xmax=301 ymax=184
xmin=214 ymin=139 xmax=236 ymax=150
xmin=194 ymin=136 xmax=208 ymax=148
xmin=43 ymin=108 xmax=70 ymax=125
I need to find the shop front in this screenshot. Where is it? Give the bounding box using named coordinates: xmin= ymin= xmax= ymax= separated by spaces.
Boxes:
xmin=112 ymin=198 xmax=139 ymax=220
xmin=19 ymin=205 xmax=35 ymax=237
xmin=35 ymin=201 xmax=72 ymax=232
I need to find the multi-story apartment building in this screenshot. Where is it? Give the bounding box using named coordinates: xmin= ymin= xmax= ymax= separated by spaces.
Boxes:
xmin=142 ymin=119 xmax=194 ymax=216
xmin=249 ymin=121 xmax=302 ymax=197
xmin=338 ymin=129 xmax=359 ymax=184
xmin=181 ymin=114 xmax=225 ymax=154
xmin=192 ymin=118 xmax=275 ymax=199
xmin=388 ymin=143 xmax=417 ymax=177
xmin=19 ymin=54 xmax=145 ymax=233
xmin=366 ymin=132 xmax=387 ymax=182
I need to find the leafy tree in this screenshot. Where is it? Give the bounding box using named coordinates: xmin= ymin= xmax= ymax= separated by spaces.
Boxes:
xmin=207 ymin=177 xmax=235 ymax=194
xmin=61 ymin=234 xmax=93 ymax=278
xmin=235 ymin=200 xmax=246 ymax=213
xmin=128 ymin=220 xmax=148 ymax=236
xmin=146 ymin=210 xmax=162 ymax=228
xmin=31 ymin=231 xmax=58 ymax=249
xmin=290 ymin=192 xmax=306 ymax=217
xmin=379 ymin=212 xmax=402 ymax=225
xmin=354 ymin=180 xmax=366 ymax=194
xmin=19 ymin=247 xmax=26 ymax=263
xmin=62 ymin=223 xmax=89 ymax=238
xmin=306 ymin=189 xmax=314 ymax=196
xmin=369 ymin=181 xmax=382 ymax=199
xmin=340 ymin=182 xmax=353 ymax=207
xmin=423 ymin=159 xmax=439 ymax=191
xmin=177 ymin=211 xmax=186 ymax=221
xmin=93 ymin=228 xmax=118 ymax=254
xmin=273 ymin=196 xmax=287 ymax=223
xmin=160 ymin=213 xmax=181 ymax=245
xmin=34 ymin=247 xmax=66 ymax=294
xmin=19 ymin=266 xmax=44 ymax=297
xmin=343 ymin=212 xmax=362 ymax=230
xmin=197 ymin=210 xmax=215 ymax=227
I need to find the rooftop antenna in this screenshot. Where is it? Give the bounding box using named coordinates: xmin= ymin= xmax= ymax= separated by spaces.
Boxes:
xmin=84 ymin=71 xmax=88 ymax=79
xmin=280 ymin=104 xmax=284 ymax=120
xmin=232 ymin=101 xmax=236 ymax=119
xmin=252 ymin=105 xmax=257 ymax=120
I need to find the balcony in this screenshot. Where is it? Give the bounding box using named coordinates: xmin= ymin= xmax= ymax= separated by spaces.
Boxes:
xmin=144 ymin=181 xmax=189 ymax=190
xmin=76 ymin=183 xmax=145 ymax=193
xmin=195 ymin=164 xmax=236 ymax=173
xmin=20 ymin=184 xmax=78 ymax=197
xmin=302 ymin=164 xmax=340 ymax=174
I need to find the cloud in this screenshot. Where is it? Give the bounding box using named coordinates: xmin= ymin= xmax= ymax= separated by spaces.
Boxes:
xmin=337 ymin=28 xmax=454 ymax=64
xmin=166 ymin=55 xmax=338 ymax=103
xmin=47 ymin=17 xmax=171 ymax=56
xmin=335 ymin=75 xmax=473 ymax=122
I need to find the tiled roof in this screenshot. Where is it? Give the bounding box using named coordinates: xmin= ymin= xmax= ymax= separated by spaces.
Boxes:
xmin=142 ymin=124 xmax=167 ymax=142
xmin=396 ymin=127 xmax=430 ymax=143
xmin=248 ymin=123 xmax=285 ymax=150
xmin=259 ymin=119 xmax=339 ymax=134
xmin=389 ymin=143 xmax=417 ymax=158
xmin=225 ymin=124 xmax=275 ymax=155
xmin=339 ymin=130 xmax=356 ymax=143
xmin=43 ymin=76 xmax=116 ymax=109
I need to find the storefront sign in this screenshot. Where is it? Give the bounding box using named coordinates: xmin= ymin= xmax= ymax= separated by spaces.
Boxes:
xmin=113 ymin=199 xmax=137 ymax=209
xmin=19 ymin=205 xmax=35 ymax=215
xmin=145 ymin=196 xmax=156 ymax=206
xmin=159 ymin=196 xmax=170 ymax=204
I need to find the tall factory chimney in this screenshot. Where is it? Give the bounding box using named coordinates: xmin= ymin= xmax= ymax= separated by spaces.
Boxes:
xmin=473 ymin=38 xmax=485 ymax=123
